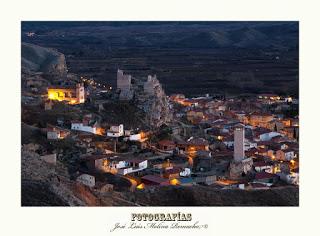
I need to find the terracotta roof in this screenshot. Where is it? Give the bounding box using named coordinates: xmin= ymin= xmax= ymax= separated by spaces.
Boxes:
xmin=164 ymin=167 xmax=181 ymax=175
xmin=71 ymin=120 xmax=82 ymax=124
xmin=187 ymin=137 xmax=209 ymax=146
xmin=255 ymin=172 xmax=277 ymax=180
xmin=141 ymin=175 xmax=169 ymax=184
xmin=253 ymin=161 xmax=271 ymax=167
xmin=128 ymin=159 xmax=146 ymax=164
xmin=158 ymin=140 xmax=175 ymax=146
xmin=250 ymin=112 xmax=273 ymax=117
xmin=81 ymin=154 xmax=112 ymax=161
xmin=250 ymin=183 xmax=269 ymax=188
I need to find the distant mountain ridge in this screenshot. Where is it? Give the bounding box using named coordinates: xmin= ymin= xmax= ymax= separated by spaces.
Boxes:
xmin=21 ymin=22 xmax=298 ymax=96
xmin=22 ymin=21 xmax=298 ymax=50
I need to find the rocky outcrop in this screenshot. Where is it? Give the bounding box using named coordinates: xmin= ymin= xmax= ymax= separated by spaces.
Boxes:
xmin=21 ymin=145 xmax=88 ymax=206
xmin=116 ymin=70 xmax=172 ymax=128
xmin=21 ymin=43 xmax=67 ymax=75
xmin=133 ymin=75 xmax=172 ymax=128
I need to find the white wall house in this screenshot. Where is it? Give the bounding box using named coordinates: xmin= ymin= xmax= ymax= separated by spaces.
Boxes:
xmin=107 ymin=124 xmax=124 ymax=137
xmin=277 ymin=172 xmax=299 ymax=185
xmin=180 ymin=168 xmax=191 ymax=177
xmin=244 ymin=140 xmax=257 ymax=151
xmin=129 ymin=133 xmax=142 ymax=141
xmin=47 ymin=130 xmax=61 ymax=140
xmin=76 ymin=174 xmax=95 ymax=188
xmin=71 ymin=122 xmax=97 ymax=134
xmin=276 ymin=149 xmax=295 ymax=161
xmin=129 ymin=132 xmax=148 ymax=142
xmin=47 ymin=127 xmax=69 ymax=140
xmin=101 ymin=160 xmax=128 ymax=174
xmin=223 ymin=140 xmax=234 ymax=148
xmin=117 ymin=160 xmax=148 ymax=175
xmin=254 ymin=162 xmax=273 ymax=173
xmin=259 ymin=132 xmax=282 ymax=141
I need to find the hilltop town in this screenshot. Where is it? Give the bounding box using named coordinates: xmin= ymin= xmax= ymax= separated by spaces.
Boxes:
xmin=21 ymin=43 xmax=299 ymax=206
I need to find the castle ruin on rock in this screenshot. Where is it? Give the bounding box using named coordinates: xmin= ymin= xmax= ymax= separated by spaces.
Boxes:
xmin=116 ymin=69 xmax=172 ymax=128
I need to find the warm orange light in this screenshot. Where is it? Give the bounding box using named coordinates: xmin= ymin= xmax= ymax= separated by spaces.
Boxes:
xmin=163 ymin=159 xmax=171 ymax=168
xmin=103 ymin=159 xmax=109 ymax=167
xmin=96 ymin=128 xmax=105 ymax=136
xmin=217 ymin=136 xmax=223 ymax=140
xmin=140 ymin=132 xmax=146 ymax=139
xmin=48 ymin=90 xmax=65 ymax=102
xmin=170 ymin=178 xmax=180 ymax=185
xmin=273 ymin=166 xmax=280 ymax=173
xmin=136 ymin=183 xmax=145 ymax=190
xmin=290 ymin=160 xmax=295 ymax=165
xmin=48 ymin=92 xmax=56 ymax=99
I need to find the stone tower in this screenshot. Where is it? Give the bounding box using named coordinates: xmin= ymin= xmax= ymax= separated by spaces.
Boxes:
xmin=76 ymin=83 xmax=85 ymax=103
xmin=117 ymin=69 xmax=132 ymax=91
xmin=234 ymin=123 xmax=245 ymax=162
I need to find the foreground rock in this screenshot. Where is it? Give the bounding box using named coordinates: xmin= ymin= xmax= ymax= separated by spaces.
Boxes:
xmin=22 ymin=42 xmax=67 ymax=75
xmin=123 ymin=185 xmax=299 ymax=206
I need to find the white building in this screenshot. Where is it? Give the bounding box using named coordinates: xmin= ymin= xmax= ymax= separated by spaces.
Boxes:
xmin=244 ymin=140 xmax=257 ymax=151
xmin=226 ymin=139 xmax=257 ymax=150
xmin=107 ymin=124 xmax=124 ymax=138
xmin=253 ymin=162 xmax=273 ymax=173
xmin=129 ymin=132 xmax=148 ymax=142
xmin=234 ymin=124 xmax=245 ymax=162
xmin=117 ymin=159 xmax=148 ymax=175
xmin=259 ymin=131 xmax=282 ymax=141
xmin=47 ymin=130 xmax=61 ymax=140
xmin=180 ymin=168 xmax=191 ymax=177
xmin=76 ymin=174 xmax=95 ymax=188
xmin=47 ymin=126 xmax=69 ymax=140
xmin=277 ymin=172 xmax=299 ymax=185
xmin=276 ymin=149 xmax=295 ymax=161
xmin=71 ymin=121 xmax=97 ymax=134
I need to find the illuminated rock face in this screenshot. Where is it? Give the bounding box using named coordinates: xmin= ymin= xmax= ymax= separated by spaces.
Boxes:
xmin=116 ymin=69 xmax=172 ymax=127
xmin=47 ymin=83 xmax=85 ymax=104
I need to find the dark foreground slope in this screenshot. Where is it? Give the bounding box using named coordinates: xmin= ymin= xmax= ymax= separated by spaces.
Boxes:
xmin=124 ymin=185 xmax=299 ymax=206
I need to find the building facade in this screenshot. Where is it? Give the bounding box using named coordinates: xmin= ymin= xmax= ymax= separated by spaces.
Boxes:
xmin=47 ymin=83 xmax=85 ymax=104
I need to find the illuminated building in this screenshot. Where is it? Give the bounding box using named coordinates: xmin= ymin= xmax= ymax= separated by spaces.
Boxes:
xmin=47 ymin=83 xmax=85 ymax=104
xmin=47 ymin=125 xmax=70 ymax=140
xmin=249 ymin=112 xmax=274 ymax=128
xmin=136 ymin=183 xmax=145 ymax=189
xmin=170 ymin=178 xmax=180 ymax=185
xmin=107 ymin=124 xmax=124 ymax=138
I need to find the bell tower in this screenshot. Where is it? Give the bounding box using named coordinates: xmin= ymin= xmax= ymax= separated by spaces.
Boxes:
xmin=76 ymin=83 xmax=85 ymax=103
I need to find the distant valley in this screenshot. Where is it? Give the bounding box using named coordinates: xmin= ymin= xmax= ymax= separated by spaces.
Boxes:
xmin=21 ymin=22 xmax=298 ymax=97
